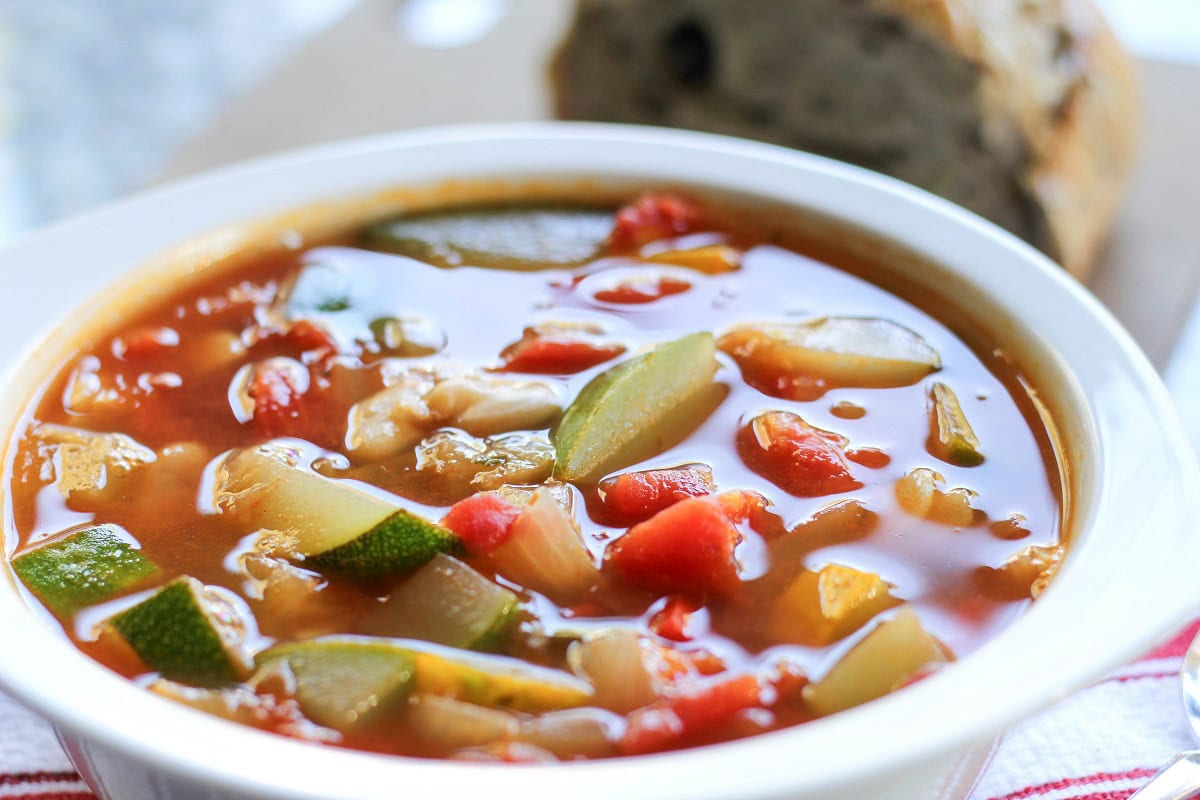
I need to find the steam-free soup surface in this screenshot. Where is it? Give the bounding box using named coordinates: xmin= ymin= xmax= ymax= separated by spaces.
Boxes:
xmin=4 ymin=193 xmax=1062 ymax=760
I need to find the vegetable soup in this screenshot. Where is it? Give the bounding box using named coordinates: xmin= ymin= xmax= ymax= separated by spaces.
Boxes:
xmin=2 ymin=191 xmax=1063 ymax=761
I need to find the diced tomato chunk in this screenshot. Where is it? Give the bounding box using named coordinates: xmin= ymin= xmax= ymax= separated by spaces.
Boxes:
xmin=112 ymin=326 xmax=180 ymax=360
xmin=606 ymin=496 xmax=742 ymax=597
xmin=608 ymin=193 xmax=705 ymax=250
xmin=594 ymin=276 xmax=692 ymax=305
xmin=620 ymin=674 xmax=764 ymax=755
xmin=598 ymin=464 xmax=716 ymax=525
xmin=737 ymin=411 xmax=861 ymax=497
xmin=713 ymin=488 xmax=769 ymax=524
xmin=643 ymin=640 xmax=726 ymax=685
xmin=497 ymin=330 xmax=625 ymax=374
xmin=440 ymin=493 xmax=521 ymax=555
xmin=248 ymin=360 xmax=308 ymax=437
xmin=285 ymin=320 xmax=339 ymax=362
xmin=649 ymin=596 xmax=702 ymax=642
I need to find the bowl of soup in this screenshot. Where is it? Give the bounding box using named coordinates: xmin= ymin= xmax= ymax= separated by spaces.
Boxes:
xmin=0 ymin=123 xmax=1197 ymax=800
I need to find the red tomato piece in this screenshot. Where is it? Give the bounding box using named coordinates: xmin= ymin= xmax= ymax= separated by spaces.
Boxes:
xmin=498 ymin=331 xmax=625 ymax=374
xmin=440 ymin=493 xmax=521 ymax=555
xmin=737 ymin=411 xmax=862 ymax=497
xmin=606 ymin=496 xmax=742 ymax=597
xmin=598 ymin=464 xmax=716 ymax=526
xmin=608 ymin=193 xmax=705 ymax=250
xmin=248 ymin=360 xmax=308 ymax=437
xmin=285 ymin=320 xmax=339 ymax=362
xmin=594 ymin=276 xmax=692 ymax=305
xmin=649 ymin=595 xmax=702 ymax=642
xmin=620 ymin=674 xmax=764 ymax=755
xmin=713 ymin=488 xmax=769 ymax=524
xmin=112 ymin=326 xmax=180 ymax=360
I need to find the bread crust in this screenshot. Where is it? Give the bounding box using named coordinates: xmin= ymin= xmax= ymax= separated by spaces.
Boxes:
xmin=550 ymin=0 xmax=1137 ymax=277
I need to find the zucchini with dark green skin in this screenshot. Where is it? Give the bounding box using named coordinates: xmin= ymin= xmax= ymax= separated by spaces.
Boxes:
xmin=12 ymin=524 xmax=159 ymax=616
xmin=362 ymin=205 xmax=615 ymax=270
xmin=216 ymin=445 xmax=462 ymax=578
xmin=928 ymin=382 xmax=985 ymax=466
xmin=109 ymin=577 xmax=248 ymax=687
xmin=256 ymin=639 xmax=416 ymax=731
xmin=554 ymin=332 xmax=720 ymax=482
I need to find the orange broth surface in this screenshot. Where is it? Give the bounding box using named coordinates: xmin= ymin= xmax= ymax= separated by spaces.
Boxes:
xmin=2 ymin=194 xmax=1063 ymax=761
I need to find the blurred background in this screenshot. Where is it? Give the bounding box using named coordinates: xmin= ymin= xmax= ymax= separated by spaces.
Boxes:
xmin=1 ymin=0 xmax=1196 ymax=243
xmin=1 ymin=0 xmax=1198 ymax=407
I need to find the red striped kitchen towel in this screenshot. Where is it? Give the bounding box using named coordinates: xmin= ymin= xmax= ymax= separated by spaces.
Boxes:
xmin=1 ymin=621 xmax=1196 ymax=799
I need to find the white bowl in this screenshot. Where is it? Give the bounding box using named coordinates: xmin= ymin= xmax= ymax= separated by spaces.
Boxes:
xmin=1 ymin=123 xmax=1197 ymax=800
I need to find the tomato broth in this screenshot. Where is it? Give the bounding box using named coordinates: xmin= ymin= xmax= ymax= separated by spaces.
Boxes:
xmin=2 ymin=193 xmax=1063 ymax=761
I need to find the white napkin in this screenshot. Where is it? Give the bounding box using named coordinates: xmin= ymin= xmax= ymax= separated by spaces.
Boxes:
xmin=969 ymin=620 xmax=1200 ymax=800
xmin=0 ymin=691 xmax=90 ymax=797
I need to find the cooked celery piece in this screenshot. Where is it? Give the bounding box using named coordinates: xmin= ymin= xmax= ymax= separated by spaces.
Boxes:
xmin=894 ymin=467 xmax=980 ymax=527
xmin=518 ymin=708 xmax=622 ymax=758
xmin=566 ymin=629 xmax=656 ymax=713
xmin=362 ymin=554 xmax=519 ymax=649
xmin=12 ymin=524 xmax=159 ymax=616
xmin=393 ymin=638 xmax=592 ymax=712
xmin=554 ymin=332 xmax=719 ymax=482
xmin=361 ymin=205 xmax=614 ymax=269
xmin=766 ymin=564 xmax=899 ymax=647
xmin=803 ymin=607 xmax=950 ymax=715
xmin=489 ymin=490 xmax=599 ymax=603
xmin=718 ymin=317 xmax=940 ymax=390
xmin=256 ymin=639 xmax=416 ymax=731
xmin=425 ymin=375 xmax=561 ymax=437
xmin=408 ymin=694 xmax=519 ymax=750
xmin=369 ymin=315 xmax=446 ymax=357
xmin=109 ymin=577 xmax=249 ymax=687
xmin=928 ymin=383 xmax=984 ymax=466
xmin=217 ymin=445 xmax=461 ymax=577
xmin=286 ymin=261 xmax=356 ymax=316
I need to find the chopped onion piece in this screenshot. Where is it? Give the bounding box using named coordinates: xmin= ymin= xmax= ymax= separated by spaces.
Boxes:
xmin=567 ymin=629 xmax=657 ymax=713
xmin=408 ymin=694 xmax=520 ymax=751
xmin=518 ymin=708 xmax=623 ymax=758
xmin=489 ymin=490 xmax=599 ymax=602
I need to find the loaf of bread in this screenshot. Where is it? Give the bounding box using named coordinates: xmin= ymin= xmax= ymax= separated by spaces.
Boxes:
xmin=550 ymin=0 xmax=1137 ymax=278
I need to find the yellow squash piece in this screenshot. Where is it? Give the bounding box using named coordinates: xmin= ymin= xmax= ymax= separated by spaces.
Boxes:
xmin=803 ymin=607 xmax=950 ymax=715
xmin=646 ymin=244 xmax=741 ymax=274
xmin=400 ymin=638 xmax=593 ymax=713
xmin=767 ymin=564 xmax=900 ymax=647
